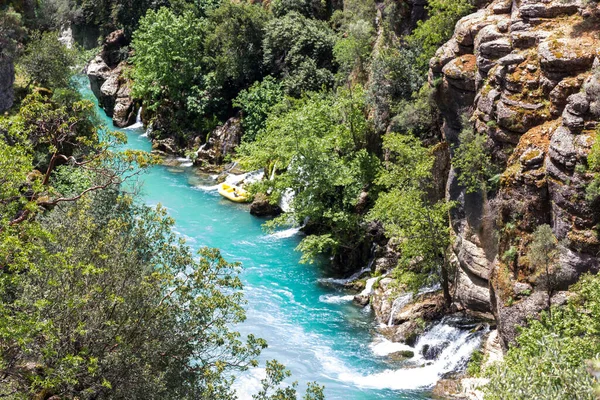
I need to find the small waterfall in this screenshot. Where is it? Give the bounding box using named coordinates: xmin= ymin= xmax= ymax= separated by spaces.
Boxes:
xmin=279 ymin=189 xmax=294 ymax=213
xmin=341 ymin=318 xmax=488 ymax=390
xmin=387 ymin=293 xmax=413 ymax=326
xmin=359 ymin=276 xmax=379 ymax=297
xmin=58 ymin=25 xmax=74 ymax=49
xmin=126 ymin=107 xmax=144 ymax=130
xmin=318 ymin=265 xmax=372 ymax=286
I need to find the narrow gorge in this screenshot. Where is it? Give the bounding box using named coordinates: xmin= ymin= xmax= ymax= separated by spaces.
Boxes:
xmin=0 ymin=0 xmax=599 ymax=399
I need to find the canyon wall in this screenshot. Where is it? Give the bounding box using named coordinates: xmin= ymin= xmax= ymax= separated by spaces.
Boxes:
xmin=431 ymin=0 xmax=600 ymax=348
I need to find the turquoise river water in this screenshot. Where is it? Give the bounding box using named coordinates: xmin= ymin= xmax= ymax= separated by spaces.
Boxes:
xmin=79 ymin=76 xmax=481 ymax=400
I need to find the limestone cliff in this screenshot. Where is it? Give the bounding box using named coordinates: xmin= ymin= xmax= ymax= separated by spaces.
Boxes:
xmin=86 ymin=30 xmax=137 ymax=128
xmin=431 ymin=0 xmax=600 ymax=348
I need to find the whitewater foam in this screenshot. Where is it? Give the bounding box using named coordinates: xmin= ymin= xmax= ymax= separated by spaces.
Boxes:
xmin=369 ymin=337 xmax=414 ymax=357
xmin=319 ymin=294 xmax=355 ymax=304
xmin=125 ymin=107 xmax=144 ymax=130
xmin=320 ymin=319 xmax=487 ymax=391
xmin=318 ymin=266 xmax=371 ymax=286
xmin=265 ymin=227 xmax=302 ymax=240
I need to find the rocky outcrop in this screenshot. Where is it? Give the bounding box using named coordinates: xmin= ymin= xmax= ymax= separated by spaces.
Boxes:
xmin=195 ymin=115 xmax=243 ymax=165
xmin=0 ymin=58 xmax=15 ymax=113
xmin=86 ymin=30 xmax=137 ymax=128
xmin=431 ymin=0 xmax=600 ymax=348
xmin=250 ymin=193 xmax=282 ymax=217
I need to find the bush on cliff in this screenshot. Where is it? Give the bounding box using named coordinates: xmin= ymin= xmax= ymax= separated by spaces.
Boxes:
xmin=484 ymin=274 xmax=600 ymax=399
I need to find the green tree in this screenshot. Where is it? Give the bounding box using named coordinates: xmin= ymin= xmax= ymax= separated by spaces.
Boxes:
xmin=205 ymin=1 xmax=270 ymax=96
xmin=0 ymin=88 xmax=152 ymax=225
xmin=390 ymin=83 xmax=438 ymax=139
xmin=453 ymin=115 xmax=495 ymax=194
xmin=0 ymin=6 xmax=25 ymax=112
xmin=369 ymin=133 xmax=453 ymax=305
xmin=233 ymin=76 xmax=284 ymax=143
xmin=19 ymin=31 xmax=77 ymax=89
xmin=0 ymin=6 xmax=24 ymax=60
xmin=131 ymin=7 xmax=210 ymax=137
xmin=262 ymin=11 xmax=336 ymax=96
xmin=368 ymin=46 xmax=424 ymax=132
xmin=238 ymin=85 xmax=379 ymax=268
xmin=270 ymin=0 xmax=330 ymax=20
xmin=333 ymin=19 xmax=374 ymax=80
xmin=0 ymin=191 xmax=267 ymax=398
xmin=254 ymin=360 xmax=324 ymax=400
xmin=528 ymin=224 xmax=559 ymax=315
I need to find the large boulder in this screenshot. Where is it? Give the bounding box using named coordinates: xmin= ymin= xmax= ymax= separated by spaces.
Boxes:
xmin=196 ymin=115 xmax=243 ymax=165
xmin=85 ymin=32 xmax=137 ymax=128
xmin=250 ymin=193 xmax=282 ymax=217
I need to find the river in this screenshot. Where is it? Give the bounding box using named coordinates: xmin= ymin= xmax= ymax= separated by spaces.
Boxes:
xmin=79 ymin=76 xmax=482 ymax=400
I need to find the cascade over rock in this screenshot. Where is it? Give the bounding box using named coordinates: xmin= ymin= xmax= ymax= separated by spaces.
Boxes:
xmin=430 ymin=0 xmax=600 ymax=348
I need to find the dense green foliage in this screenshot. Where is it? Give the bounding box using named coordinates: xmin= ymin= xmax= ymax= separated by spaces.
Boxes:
xmin=131 ymin=8 xmax=208 ymax=138
xmin=233 ymin=77 xmax=284 ymax=143
xmin=333 ymin=19 xmax=373 ymax=80
xmin=205 ymin=2 xmax=269 ymax=96
xmin=369 ymin=134 xmax=453 ymax=303
xmin=19 ymin=31 xmax=77 ymax=89
xmin=0 ymin=6 xmax=25 ymax=60
xmin=0 ymin=196 xmax=266 ymax=398
xmin=238 ymin=85 xmax=379 ymax=267
xmin=262 ymin=11 xmax=336 ymax=96
xmin=453 ymin=116 xmax=495 ymax=194
xmin=408 ymin=0 xmax=473 ymax=75
xmin=484 ymin=274 xmax=600 ymax=399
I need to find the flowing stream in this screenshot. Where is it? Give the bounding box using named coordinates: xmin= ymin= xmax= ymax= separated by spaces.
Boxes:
xmin=79 ymin=77 xmax=482 ymax=400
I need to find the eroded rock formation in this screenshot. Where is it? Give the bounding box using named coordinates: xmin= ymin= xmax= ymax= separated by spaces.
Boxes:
xmin=195 ymin=114 xmax=243 ymax=166
xmin=431 ymin=0 xmax=600 ymax=347
xmin=86 ymin=30 xmax=137 ymax=128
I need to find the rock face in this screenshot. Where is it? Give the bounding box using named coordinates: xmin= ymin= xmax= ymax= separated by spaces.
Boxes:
xmin=0 ymin=58 xmax=15 ymax=113
xmin=86 ymin=30 xmax=137 ymax=128
xmin=196 ymin=115 xmax=243 ymax=165
xmin=250 ymin=193 xmax=282 ymax=217
xmin=431 ymin=0 xmax=600 ymax=348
